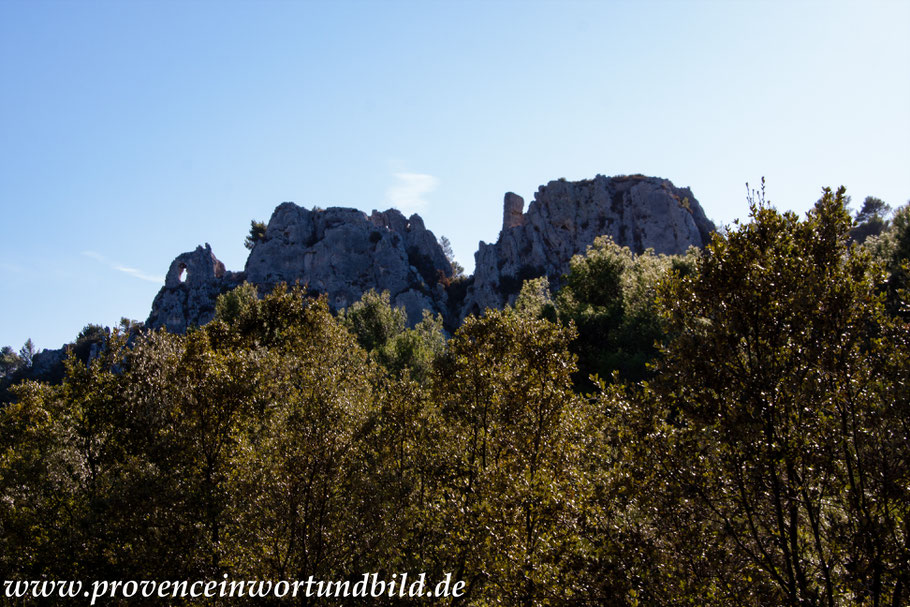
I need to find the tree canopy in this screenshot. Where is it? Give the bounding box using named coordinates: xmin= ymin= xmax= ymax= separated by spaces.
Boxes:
xmin=1 ymin=187 xmax=907 ymax=606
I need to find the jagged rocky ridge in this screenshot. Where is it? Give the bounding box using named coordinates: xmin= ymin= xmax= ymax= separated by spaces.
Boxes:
xmin=146 ymin=174 xmax=714 ymax=331
xmin=462 ymin=174 xmax=714 ymax=318
xmin=147 ymin=206 xmax=454 ymax=332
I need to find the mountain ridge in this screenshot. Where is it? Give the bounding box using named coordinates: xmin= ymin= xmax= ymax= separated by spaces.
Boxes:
xmin=146 ymin=173 xmax=715 ymax=333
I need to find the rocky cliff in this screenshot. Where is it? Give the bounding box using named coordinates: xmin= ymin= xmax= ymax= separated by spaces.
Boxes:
xmin=147 ymin=205 xmax=453 ymax=332
xmin=146 ymin=244 xmax=246 ymax=333
xmin=243 ymin=204 xmax=452 ymax=326
xmin=146 ymin=174 xmax=713 ymax=331
xmin=461 ymin=174 xmax=714 ymax=317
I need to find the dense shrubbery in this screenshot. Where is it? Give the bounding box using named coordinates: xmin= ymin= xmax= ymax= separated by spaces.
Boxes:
xmin=1 ymin=191 xmax=908 ymax=605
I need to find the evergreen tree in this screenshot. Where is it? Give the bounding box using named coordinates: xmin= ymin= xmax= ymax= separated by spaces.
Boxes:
xmin=642 ymin=187 xmax=910 ymax=605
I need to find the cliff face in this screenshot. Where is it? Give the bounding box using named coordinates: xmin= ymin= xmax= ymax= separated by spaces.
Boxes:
xmin=146 ymin=244 xmax=245 ymax=333
xmin=147 ymin=205 xmax=453 ymax=331
xmin=243 ymin=204 xmax=452 ymax=325
xmin=146 ymin=174 xmax=714 ymax=331
xmin=462 ymin=174 xmax=714 ymax=317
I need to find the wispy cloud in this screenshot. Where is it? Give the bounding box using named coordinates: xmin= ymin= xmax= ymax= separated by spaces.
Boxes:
xmin=82 ymin=251 xmax=164 ymax=283
xmin=385 ymin=172 xmax=439 ymax=214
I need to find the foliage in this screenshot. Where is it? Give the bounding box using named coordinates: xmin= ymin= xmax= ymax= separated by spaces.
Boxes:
xmin=213 ymin=281 xmax=260 ymax=327
xmin=340 ymin=289 xmax=407 ymax=353
xmin=340 ymin=289 xmax=446 ymax=381
xmin=243 ymin=219 xmax=267 ymax=250
xmin=645 ymin=187 xmax=910 ymax=605
xmin=514 ymin=276 xmax=555 ymax=320
xmin=440 ymin=235 xmax=465 ymax=277
xmin=553 ymin=236 xmax=698 ymax=387
xmin=1 ymin=187 xmax=907 ymax=606
xmin=17 ymin=338 xmax=36 ymax=368
xmin=867 ymin=201 xmax=910 ymax=317
xmin=851 ymin=196 xmax=891 ymax=244
xmin=70 ymin=324 xmax=108 ymax=363
xmin=0 ymin=346 xmax=22 ymax=378
xmin=431 ymin=308 xmax=587 ymax=604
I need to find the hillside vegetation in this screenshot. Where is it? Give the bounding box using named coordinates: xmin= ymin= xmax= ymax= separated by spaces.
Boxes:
xmin=1 ymin=188 xmax=908 ymax=606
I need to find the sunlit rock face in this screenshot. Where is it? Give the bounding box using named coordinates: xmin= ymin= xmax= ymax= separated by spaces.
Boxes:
xmin=147 ymin=204 xmax=453 ymax=331
xmin=461 ymin=175 xmax=714 ymax=319
xmin=147 ymin=174 xmax=713 ymax=333
xmin=146 ymin=244 xmax=244 ymax=333
xmin=242 ymin=203 xmax=452 ymax=326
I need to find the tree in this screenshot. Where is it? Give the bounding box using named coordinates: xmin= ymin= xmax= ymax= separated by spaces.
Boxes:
xmin=440 ymin=235 xmax=464 ymax=277
xmin=432 ymin=308 xmax=588 ymax=605
xmin=18 ymin=338 xmax=36 ymax=368
xmin=856 ymin=196 xmax=890 ymax=224
xmin=221 ymin=294 xmax=389 ymax=584
xmin=868 ymin=201 xmax=910 ymax=317
xmin=514 ymin=276 xmax=555 ymax=320
xmin=213 ymin=281 xmax=259 ymax=327
xmin=340 ymin=289 xmax=406 ymax=353
xmin=71 ymin=324 xmax=108 ymax=363
xmin=0 ymin=378 xmax=95 ymax=579
xmin=381 ymin=309 xmax=447 ymax=381
xmin=339 ymin=290 xmax=446 ymax=381
xmin=851 ymin=196 xmax=891 ymax=244
xmin=243 ymin=219 xmax=267 ymax=250
xmin=644 ymin=186 xmax=909 ymax=605
xmin=0 ymin=346 xmax=22 ymax=378
xmin=553 ymin=236 xmax=698 ymax=387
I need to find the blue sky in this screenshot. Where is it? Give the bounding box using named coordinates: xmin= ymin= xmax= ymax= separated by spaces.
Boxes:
xmin=2 ymin=0 xmax=908 ymax=351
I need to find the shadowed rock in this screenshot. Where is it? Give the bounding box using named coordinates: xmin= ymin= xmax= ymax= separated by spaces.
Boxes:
xmin=146 ymin=174 xmax=714 ymax=333
xmin=461 ymin=175 xmax=714 ymax=319
xmin=146 ymin=244 xmax=245 ymax=333
xmin=242 ymin=204 xmax=452 ymax=326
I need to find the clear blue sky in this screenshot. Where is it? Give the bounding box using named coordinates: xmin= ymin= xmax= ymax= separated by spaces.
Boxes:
xmin=2 ymin=0 xmax=908 ymax=351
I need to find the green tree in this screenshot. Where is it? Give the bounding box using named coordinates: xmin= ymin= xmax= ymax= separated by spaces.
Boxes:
xmin=554 ymin=236 xmax=697 ymax=387
xmin=432 ymin=308 xmax=587 ymax=605
xmin=71 ymin=324 xmax=108 ymax=363
xmin=851 ymin=196 xmax=891 ymax=244
xmin=868 ymin=201 xmax=910 ymax=317
xmin=339 ymin=289 xmax=446 ymax=381
xmin=243 ymin=219 xmax=267 ymax=250
xmin=341 ymin=289 xmax=406 ymax=353
xmin=514 ymin=276 xmax=555 ymax=320
xmin=214 ymin=281 xmax=259 ymax=327
xmin=18 ymin=338 xmax=36 ymax=368
xmin=440 ymin=235 xmax=464 ymax=277
xmin=644 ymin=187 xmax=910 ymax=605
xmin=382 ymin=309 xmax=447 ymax=381
xmin=220 ymin=294 xmax=392 ymax=586
xmin=0 ymin=346 xmax=22 ymax=378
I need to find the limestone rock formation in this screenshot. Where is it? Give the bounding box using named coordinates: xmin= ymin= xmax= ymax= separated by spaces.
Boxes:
xmin=461 ymin=174 xmax=714 ymax=318
xmin=146 ymin=244 xmax=245 ymax=333
xmin=242 ymin=204 xmax=452 ymax=325
xmin=146 ymin=174 xmax=713 ymax=333
xmin=147 ymin=205 xmax=454 ymax=332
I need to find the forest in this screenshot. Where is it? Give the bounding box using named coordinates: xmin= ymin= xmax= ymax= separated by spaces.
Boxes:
xmin=1 ymin=188 xmax=908 ymax=606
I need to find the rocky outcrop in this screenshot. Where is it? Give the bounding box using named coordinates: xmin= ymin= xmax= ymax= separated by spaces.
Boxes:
xmin=146 ymin=174 xmax=714 ymax=333
xmin=147 ymin=206 xmax=454 ymax=331
xmin=146 ymin=244 xmax=245 ymax=333
xmin=461 ymin=175 xmax=714 ymax=318
xmin=242 ymin=204 xmax=452 ymax=325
